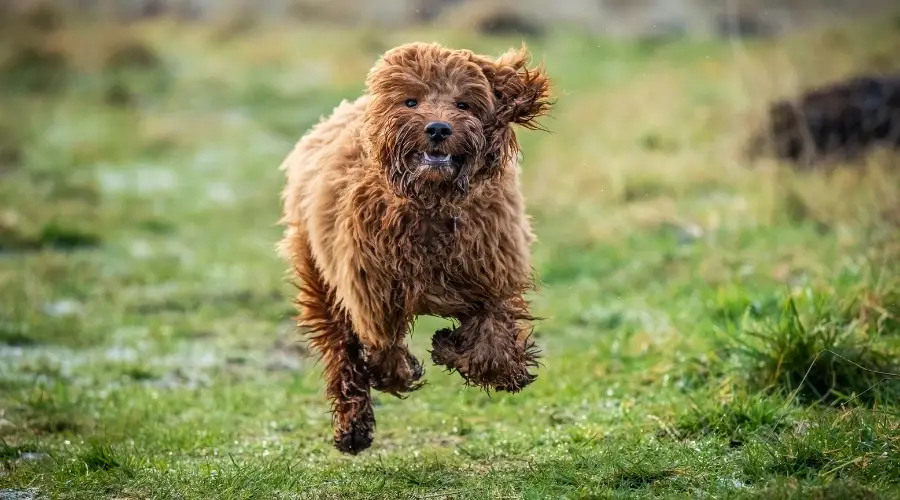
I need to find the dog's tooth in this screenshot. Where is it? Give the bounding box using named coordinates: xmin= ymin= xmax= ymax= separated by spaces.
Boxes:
xmin=424 ymin=152 xmax=450 ymax=162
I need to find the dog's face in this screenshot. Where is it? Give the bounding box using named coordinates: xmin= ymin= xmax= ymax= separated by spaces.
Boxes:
xmin=363 ymin=42 xmax=552 ymax=200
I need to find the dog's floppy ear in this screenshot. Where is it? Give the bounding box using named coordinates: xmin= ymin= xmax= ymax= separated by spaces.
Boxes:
xmin=474 ymin=44 xmax=553 ymax=130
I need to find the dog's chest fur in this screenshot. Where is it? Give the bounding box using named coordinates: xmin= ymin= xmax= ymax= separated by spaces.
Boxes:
xmin=377 ymin=202 xmax=506 ymax=317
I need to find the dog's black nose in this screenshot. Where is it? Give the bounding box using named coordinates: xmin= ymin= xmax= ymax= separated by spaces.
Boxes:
xmin=425 ymin=121 xmax=452 ymax=142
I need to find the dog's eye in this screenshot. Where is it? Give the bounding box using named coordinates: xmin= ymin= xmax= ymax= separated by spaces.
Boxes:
xmin=456 ymin=102 xmax=470 ymax=111
xmin=404 ymin=99 xmax=418 ymax=108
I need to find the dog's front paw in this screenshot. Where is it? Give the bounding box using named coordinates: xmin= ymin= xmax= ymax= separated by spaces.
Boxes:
xmin=461 ymin=348 xmax=539 ymax=393
xmin=431 ymin=322 xmax=541 ymax=393
xmin=369 ymin=349 xmax=425 ymax=397
xmin=493 ymin=333 xmax=541 ymax=392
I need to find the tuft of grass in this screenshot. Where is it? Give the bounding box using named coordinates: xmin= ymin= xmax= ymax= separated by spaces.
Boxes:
xmin=744 ymin=409 xmax=900 ymax=486
xmin=669 ymin=391 xmax=793 ymax=443
xmin=749 ymin=479 xmax=885 ymax=500
xmin=709 ymin=285 xmax=784 ymax=327
xmin=74 ymin=442 xmax=133 ymax=474
xmin=845 ymin=275 xmax=900 ymax=338
xmin=725 ymin=290 xmax=900 ymax=405
xmin=606 ymin=462 xmax=679 ymax=490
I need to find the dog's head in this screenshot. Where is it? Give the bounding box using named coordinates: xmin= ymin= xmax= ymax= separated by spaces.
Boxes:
xmin=363 ymin=42 xmax=552 ymax=200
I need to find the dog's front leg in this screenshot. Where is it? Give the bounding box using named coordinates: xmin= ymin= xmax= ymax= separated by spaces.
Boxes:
xmin=361 ymin=299 xmax=425 ymax=398
xmin=431 ymin=298 xmax=540 ymax=393
xmin=341 ymin=280 xmax=425 ymax=398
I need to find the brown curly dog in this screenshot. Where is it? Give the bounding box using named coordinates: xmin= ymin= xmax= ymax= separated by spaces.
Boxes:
xmin=277 ymin=41 xmax=553 ymax=454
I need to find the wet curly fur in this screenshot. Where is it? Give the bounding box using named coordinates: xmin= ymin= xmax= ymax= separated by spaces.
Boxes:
xmin=276 ymin=42 xmax=553 ymax=454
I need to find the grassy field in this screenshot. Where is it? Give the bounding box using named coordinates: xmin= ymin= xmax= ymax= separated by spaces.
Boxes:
xmin=1 ymin=10 xmax=900 ymax=499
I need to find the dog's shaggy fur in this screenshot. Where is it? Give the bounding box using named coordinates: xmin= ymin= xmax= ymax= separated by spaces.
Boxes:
xmin=276 ymin=42 xmax=552 ymax=454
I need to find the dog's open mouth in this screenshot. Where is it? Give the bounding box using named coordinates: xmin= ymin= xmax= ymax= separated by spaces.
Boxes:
xmin=423 ymin=151 xmax=451 ymax=164
xmin=409 ymin=151 xmax=466 ymax=182
xmin=421 ymin=151 xmax=466 ymax=167
xmin=419 ymin=151 xmax=465 ymax=171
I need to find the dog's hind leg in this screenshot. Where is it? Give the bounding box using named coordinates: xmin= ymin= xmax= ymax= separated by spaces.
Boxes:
xmin=291 ymin=243 xmax=375 ymax=455
xmin=431 ymin=297 xmax=540 ymax=393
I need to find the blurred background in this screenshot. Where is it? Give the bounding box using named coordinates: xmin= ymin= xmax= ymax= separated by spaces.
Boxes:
xmin=1 ymin=0 xmax=899 ymax=498
xmin=4 ymin=0 xmax=900 ymax=36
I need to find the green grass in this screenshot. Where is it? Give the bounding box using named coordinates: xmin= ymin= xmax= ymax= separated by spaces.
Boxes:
xmin=2 ymin=11 xmax=900 ymax=499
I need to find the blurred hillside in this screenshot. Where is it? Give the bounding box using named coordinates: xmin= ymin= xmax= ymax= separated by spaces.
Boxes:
xmin=3 ymin=0 xmax=899 ymax=38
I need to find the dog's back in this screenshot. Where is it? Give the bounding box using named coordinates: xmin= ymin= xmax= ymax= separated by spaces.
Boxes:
xmin=276 ymin=95 xmax=371 ymax=262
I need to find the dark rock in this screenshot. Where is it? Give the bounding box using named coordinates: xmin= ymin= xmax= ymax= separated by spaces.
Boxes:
xmin=715 ymin=12 xmax=778 ymax=38
xmin=476 ymin=12 xmax=544 ymax=37
xmin=762 ymin=73 xmax=900 ymax=166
